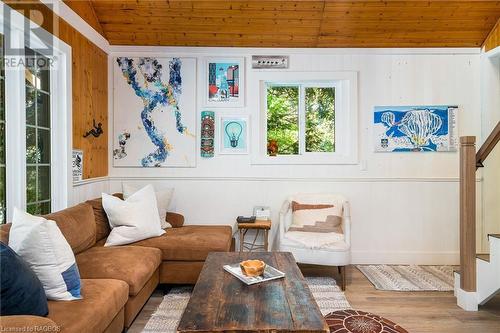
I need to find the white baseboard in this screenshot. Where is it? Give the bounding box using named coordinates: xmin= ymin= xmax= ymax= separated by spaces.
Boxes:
xmin=456 ymin=288 xmax=478 ymax=311
xmin=352 ymin=251 xmax=459 ymax=265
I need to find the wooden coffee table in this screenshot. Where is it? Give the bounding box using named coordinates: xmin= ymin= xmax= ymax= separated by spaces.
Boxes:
xmin=177 ymin=252 xmax=329 ymax=333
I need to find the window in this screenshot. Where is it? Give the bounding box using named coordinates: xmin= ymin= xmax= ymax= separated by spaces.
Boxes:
xmin=0 ymin=2 xmax=71 ymax=222
xmin=254 ymin=71 xmax=358 ymax=165
xmin=25 ymin=48 xmax=51 ymax=215
xmin=266 ymin=84 xmax=335 ymax=156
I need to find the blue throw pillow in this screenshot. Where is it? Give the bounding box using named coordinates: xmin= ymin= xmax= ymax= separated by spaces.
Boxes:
xmin=0 ymin=242 xmax=49 ymax=316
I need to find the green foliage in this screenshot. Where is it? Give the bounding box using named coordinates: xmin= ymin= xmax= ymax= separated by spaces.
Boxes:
xmin=267 ymin=85 xmax=335 ymax=155
xmin=305 ymin=87 xmax=335 ymax=152
xmin=266 ymin=86 xmax=299 ymax=155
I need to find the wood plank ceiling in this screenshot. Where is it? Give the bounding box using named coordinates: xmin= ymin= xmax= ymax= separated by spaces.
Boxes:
xmin=64 ymin=0 xmax=500 ymax=48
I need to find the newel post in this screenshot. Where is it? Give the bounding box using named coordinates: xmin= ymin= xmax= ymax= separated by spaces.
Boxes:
xmin=459 ymin=136 xmax=476 ymax=292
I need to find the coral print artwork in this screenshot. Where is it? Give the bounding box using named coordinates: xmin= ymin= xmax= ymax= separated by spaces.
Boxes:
xmin=113 ymin=57 xmax=196 ymax=167
xmin=373 ymin=105 xmax=458 ymax=152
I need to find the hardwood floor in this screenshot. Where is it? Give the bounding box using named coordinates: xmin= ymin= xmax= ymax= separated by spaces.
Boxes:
xmin=129 ymin=265 xmax=500 ymax=333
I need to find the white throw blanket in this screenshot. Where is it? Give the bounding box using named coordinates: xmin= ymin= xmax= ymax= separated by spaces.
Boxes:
xmin=284 ymin=231 xmax=344 ymax=249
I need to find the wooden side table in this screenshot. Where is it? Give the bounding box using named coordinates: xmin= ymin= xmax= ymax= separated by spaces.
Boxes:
xmin=237 ymin=220 xmax=271 ymax=252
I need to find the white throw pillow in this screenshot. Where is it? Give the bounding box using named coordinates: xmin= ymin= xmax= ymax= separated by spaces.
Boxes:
xmin=103 ymin=184 xmax=166 ymax=246
xmin=9 ymin=208 xmax=82 ymax=301
xmin=122 ymin=183 xmax=174 ymax=229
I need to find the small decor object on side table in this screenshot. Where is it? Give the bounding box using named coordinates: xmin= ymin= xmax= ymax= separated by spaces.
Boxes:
xmin=253 ymin=206 xmax=271 ymax=220
xmin=238 ymin=219 xmax=271 ymax=252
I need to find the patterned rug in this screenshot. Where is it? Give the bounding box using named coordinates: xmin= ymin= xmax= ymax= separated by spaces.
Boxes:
xmin=142 ymin=276 xmax=351 ymax=332
xmin=356 ymin=265 xmax=455 ymax=291
xmin=326 ymin=309 xmax=409 ymax=333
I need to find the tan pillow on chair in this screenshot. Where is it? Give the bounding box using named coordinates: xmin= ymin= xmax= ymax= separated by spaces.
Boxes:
xmin=289 ymin=203 xmax=343 ymax=233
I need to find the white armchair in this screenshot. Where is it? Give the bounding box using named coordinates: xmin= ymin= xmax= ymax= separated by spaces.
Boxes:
xmin=278 ymin=193 xmax=351 ymax=290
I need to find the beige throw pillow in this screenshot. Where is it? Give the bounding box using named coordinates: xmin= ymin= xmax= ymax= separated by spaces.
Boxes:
xmin=289 ymin=205 xmax=342 ymax=233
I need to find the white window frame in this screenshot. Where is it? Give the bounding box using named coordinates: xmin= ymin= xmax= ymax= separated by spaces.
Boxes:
xmin=252 ymin=71 xmax=358 ymax=165
xmin=1 ymin=3 xmax=72 ymax=221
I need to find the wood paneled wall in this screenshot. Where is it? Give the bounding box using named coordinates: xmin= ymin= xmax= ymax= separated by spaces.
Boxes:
xmin=5 ymin=0 xmax=108 ymax=179
xmin=484 ymin=18 xmax=500 ymax=52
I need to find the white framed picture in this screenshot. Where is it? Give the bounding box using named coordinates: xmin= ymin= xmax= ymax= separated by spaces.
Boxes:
xmin=219 ymin=115 xmax=249 ymax=154
xmin=204 ymin=57 xmax=245 ymax=108
xmin=72 ymin=149 xmax=83 ymax=182
xmin=112 ymin=56 xmax=197 ymax=167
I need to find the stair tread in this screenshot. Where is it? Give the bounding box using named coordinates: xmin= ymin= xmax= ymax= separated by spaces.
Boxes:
xmin=476 ymin=253 xmax=490 ymax=262
xmin=489 ymin=234 xmax=500 ymax=239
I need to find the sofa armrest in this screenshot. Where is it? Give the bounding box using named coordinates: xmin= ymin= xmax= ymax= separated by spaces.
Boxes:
xmin=278 ymin=200 xmax=291 ymax=247
xmin=166 ymin=212 xmax=185 ymax=228
xmin=0 ymin=315 xmax=60 ymax=331
xmin=342 ymin=201 xmax=351 ymax=246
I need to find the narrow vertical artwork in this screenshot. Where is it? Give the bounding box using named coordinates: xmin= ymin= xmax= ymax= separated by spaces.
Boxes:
xmin=201 ymin=111 xmax=215 ymax=158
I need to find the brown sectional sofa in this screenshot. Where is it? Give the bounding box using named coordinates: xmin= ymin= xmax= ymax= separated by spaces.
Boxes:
xmin=0 ymin=195 xmax=234 ymax=332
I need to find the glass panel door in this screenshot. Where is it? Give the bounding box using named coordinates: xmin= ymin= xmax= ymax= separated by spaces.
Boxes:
xmin=25 ymin=47 xmax=51 ymax=215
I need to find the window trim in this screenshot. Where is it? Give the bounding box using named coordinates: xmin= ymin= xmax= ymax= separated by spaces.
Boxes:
xmin=252 ymin=71 xmax=358 ymax=165
xmin=1 ymin=3 xmax=72 ymax=221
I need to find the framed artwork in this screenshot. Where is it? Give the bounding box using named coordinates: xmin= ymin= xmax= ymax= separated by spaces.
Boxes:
xmin=205 ymin=57 xmax=244 ymax=108
xmin=72 ymin=149 xmax=83 ymax=182
xmin=219 ymin=115 xmax=249 ymax=154
xmin=113 ymin=57 xmax=197 ymax=167
xmin=200 ymin=111 xmax=215 ymax=158
xmin=373 ymin=105 xmax=458 ymax=152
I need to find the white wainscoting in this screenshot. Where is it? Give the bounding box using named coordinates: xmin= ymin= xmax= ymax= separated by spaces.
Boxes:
xmin=105 ymin=177 xmax=482 ymax=265
xmin=70 ymin=177 xmax=110 ymax=206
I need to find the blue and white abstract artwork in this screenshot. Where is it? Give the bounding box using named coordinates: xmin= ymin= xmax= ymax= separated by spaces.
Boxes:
xmin=373 ymin=105 xmax=458 ymax=152
xmin=113 ymin=57 xmax=196 ymax=167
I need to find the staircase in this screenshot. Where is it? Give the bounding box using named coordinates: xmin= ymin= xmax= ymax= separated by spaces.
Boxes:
xmin=454 ymin=122 xmax=500 ymax=311
xmin=454 ymin=234 xmax=500 ymax=310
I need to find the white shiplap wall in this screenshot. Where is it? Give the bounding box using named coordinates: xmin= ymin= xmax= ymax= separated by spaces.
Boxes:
xmin=72 ymin=47 xmax=484 ymax=264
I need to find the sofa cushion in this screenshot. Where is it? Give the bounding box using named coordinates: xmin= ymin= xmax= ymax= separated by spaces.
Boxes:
xmin=0 ymin=316 xmax=59 ymax=332
xmin=44 ymin=203 xmax=96 ymax=254
xmin=47 ymin=279 xmax=128 ymax=333
xmin=75 ymin=245 xmax=161 ymax=296
xmin=85 ymin=198 xmax=111 ymax=242
xmin=130 ymin=225 xmax=232 ymax=261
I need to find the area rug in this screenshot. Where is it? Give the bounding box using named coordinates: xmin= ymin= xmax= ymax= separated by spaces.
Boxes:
xmin=326 ymin=309 xmax=409 ymax=333
xmin=142 ymin=277 xmax=351 ymax=332
xmin=356 ymin=265 xmax=455 ymax=291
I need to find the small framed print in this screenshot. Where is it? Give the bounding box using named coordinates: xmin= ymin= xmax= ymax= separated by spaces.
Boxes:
xmin=205 ymin=57 xmax=245 ymax=108
xmin=72 ymin=149 xmax=83 ymax=182
xmin=219 ymin=115 xmax=249 ymax=154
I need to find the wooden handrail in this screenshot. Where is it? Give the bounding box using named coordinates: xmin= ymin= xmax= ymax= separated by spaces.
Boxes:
xmin=476 ymin=121 xmax=500 ymax=168
xmin=460 ymin=136 xmax=476 ymax=292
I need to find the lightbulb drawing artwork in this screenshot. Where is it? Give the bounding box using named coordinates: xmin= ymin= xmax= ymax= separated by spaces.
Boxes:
xmin=225 ymin=121 xmax=243 ymax=147
xmin=220 ymin=116 xmax=249 ymax=154
xmin=373 ymin=105 xmax=458 ymax=152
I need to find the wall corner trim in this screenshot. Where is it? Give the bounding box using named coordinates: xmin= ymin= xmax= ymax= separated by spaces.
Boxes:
xmin=41 ymin=0 xmax=110 ymax=54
